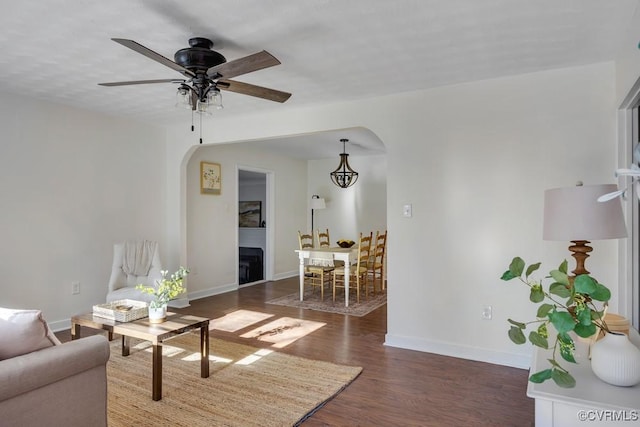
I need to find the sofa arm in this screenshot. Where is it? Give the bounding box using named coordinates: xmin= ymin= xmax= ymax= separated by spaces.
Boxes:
xmin=0 ymin=334 xmax=110 ymax=402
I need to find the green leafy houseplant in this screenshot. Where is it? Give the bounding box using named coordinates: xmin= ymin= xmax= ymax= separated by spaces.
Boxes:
xmin=136 ymin=267 xmax=189 ymax=309
xmin=501 ymin=257 xmax=611 ymax=388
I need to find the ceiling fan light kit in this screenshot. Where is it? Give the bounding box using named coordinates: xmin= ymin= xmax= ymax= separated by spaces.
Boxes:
xmin=330 ymin=139 xmax=359 ymax=188
xmin=99 ymin=37 xmax=291 ymax=143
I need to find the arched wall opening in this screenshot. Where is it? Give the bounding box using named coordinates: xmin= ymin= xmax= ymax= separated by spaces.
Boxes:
xmin=179 ymin=126 xmax=387 ymax=301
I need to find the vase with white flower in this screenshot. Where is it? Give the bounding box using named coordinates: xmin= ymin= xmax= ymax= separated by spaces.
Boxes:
xmin=136 ymin=267 xmax=188 ymax=323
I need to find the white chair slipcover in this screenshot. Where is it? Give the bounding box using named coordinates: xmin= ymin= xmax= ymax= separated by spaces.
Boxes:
xmin=106 ymin=240 xmax=162 ymax=303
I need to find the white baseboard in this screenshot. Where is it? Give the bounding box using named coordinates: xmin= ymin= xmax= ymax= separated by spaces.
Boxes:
xmin=50 ymin=319 xmax=73 ymax=333
xmin=239 ymin=279 xmax=267 ymax=288
xmin=186 ymin=283 xmax=238 ymax=301
xmin=384 ymin=333 xmax=531 ymax=370
xmin=273 ymin=270 xmax=298 ymax=281
xmin=167 ymin=297 xmax=190 ymax=309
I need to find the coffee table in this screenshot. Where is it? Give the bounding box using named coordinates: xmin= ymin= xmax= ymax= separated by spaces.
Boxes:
xmin=71 ymin=311 xmax=210 ymax=401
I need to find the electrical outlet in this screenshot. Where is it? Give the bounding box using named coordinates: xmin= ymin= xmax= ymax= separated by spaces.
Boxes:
xmin=482 ymin=305 xmax=492 ymax=320
xmin=71 ymin=281 xmax=80 ymax=295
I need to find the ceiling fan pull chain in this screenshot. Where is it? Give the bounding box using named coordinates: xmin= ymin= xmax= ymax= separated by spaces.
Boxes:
xmin=191 ymin=109 xmax=194 ymax=132
xmin=199 ymin=113 xmax=203 ymax=144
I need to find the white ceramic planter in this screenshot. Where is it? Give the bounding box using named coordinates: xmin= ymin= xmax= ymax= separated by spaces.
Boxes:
xmin=148 ymin=305 xmax=167 ymax=324
xmin=590 ymin=332 xmax=640 ymax=387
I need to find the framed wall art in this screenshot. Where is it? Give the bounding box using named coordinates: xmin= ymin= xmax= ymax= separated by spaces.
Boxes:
xmin=239 ymin=201 xmax=262 ymax=227
xmin=200 ymin=161 xmax=221 ymax=195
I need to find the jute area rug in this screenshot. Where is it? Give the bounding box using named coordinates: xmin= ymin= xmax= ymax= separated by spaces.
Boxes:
xmin=267 ymin=288 xmax=386 ymax=317
xmin=107 ymin=332 xmax=362 ymax=427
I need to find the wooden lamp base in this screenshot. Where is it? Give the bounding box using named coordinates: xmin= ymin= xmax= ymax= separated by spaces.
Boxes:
xmin=568 ymin=240 xmax=593 ymax=276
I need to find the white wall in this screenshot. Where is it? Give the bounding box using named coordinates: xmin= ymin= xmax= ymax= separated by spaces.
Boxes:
xmin=184 ymin=142 xmax=307 ymax=298
xmin=0 ymin=94 xmax=166 ymax=328
xmin=308 ymin=155 xmax=387 ymax=242
xmin=383 ymin=63 xmax=619 ymax=368
xmin=167 ymin=61 xmax=619 ymax=369
xmin=615 ymin=5 xmax=640 ymax=105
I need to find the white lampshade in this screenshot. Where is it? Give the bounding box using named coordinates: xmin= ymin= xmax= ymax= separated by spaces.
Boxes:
xmin=310 ymin=196 xmax=326 ymax=210
xmin=543 ymin=184 xmax=627 ymax=241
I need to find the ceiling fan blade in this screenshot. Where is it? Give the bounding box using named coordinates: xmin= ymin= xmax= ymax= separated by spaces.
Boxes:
xmin=98 ymin=78 xmax=185 ymax=87
xmin=207 ymin=50 xmax=280 ymax=80
xmin=217 ymin=79 xmax=291 ymax=103
xmin=111 ymin=38 xmax=195 ymax=78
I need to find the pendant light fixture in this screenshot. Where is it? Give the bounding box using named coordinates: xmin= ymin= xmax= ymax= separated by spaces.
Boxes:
xmin=330 ymin=139 xmax=359 ymax=188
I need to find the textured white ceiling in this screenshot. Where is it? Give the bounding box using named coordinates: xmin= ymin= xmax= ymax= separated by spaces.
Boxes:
xmin=0 ymin=0 xmax=638 ymax=156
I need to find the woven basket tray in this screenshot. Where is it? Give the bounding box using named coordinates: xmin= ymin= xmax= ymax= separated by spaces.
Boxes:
xmin=93 ymin=299 xmax=148 ymax=322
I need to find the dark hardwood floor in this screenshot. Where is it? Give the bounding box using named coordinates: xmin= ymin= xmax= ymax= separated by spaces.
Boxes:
xmin=58 ymin=277 xmax=534 ymax=426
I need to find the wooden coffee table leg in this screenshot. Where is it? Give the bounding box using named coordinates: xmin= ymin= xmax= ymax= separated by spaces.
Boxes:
xmin=201 ymin=324 xmax=210 ymax=378
xmin=71 ymin=322 xmax=80 ymax=340
xmin=121 ymin=335 xmax=130 ymax=356
xmin=152 ymin=343 xmax=162 ymax=401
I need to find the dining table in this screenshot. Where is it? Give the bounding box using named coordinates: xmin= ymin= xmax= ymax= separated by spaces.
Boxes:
xmin=295 ymin=246 xmax=358 ymax=307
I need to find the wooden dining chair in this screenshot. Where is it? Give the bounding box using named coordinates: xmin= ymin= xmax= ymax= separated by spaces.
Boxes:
xmin=332 ymin=232 xmax=372 ymax=303
xmin=369 ymin=230 xmax=387 ymax=294
xmin=317 ymin=228 xmax=346 ymax=267
xmin=316 ymin=228 xmax=331 ymax=248
xmin=298 ymin=231 xmax=333 ymax=300
xmin=298 ymin=231 xmax=314 ymax=250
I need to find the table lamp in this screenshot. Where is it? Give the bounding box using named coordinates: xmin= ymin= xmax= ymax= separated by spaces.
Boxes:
xmin=543 ymin=183 xmax=627 ymax=276
xmin=310 ymin=194 xmax=326 ymax=233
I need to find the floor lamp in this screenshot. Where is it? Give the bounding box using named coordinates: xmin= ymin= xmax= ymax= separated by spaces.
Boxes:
xmin=310 ymin=195 xmax=326 ymax=233
xmin=543 ymin=183 xmax=627 ymax=276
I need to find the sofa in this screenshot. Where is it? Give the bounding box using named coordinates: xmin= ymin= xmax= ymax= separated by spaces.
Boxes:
xmin=0 ymin=308 xmax=110 ymax=427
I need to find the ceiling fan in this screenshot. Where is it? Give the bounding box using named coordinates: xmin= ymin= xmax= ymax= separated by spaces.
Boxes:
xmin=98 ymin=37 xmax=292 ymax=113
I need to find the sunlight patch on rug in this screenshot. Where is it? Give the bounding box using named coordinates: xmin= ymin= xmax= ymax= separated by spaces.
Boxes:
xmin=209 ymin=309 xmax=274 ymax=332
xmin=240 ymin=317 xmax=325 ymax=348
xmin=134 ymin=340 xmax=235 ymax=364
xmin=235 ymin=348 xmax=274 ymax=365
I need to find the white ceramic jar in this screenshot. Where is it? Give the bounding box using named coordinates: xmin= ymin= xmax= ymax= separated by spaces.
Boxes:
xmin=590 ymin=332 xmax=640 ymax=387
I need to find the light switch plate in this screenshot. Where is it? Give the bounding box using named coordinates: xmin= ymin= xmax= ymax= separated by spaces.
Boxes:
xmin=482 ymin=305 xmax=492 ymax=320
xmin=403 ymin=204 xmax=412 ymax=217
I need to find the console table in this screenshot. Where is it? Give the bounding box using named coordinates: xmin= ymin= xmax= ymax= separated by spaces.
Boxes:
xmin=527 ymin=328 xmax=640 ymax=426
